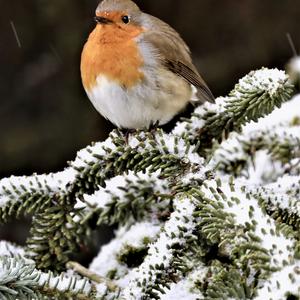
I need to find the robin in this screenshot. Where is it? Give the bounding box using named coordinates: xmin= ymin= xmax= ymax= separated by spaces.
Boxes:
xmin=81 ymin=0 xmax=214 ymax=129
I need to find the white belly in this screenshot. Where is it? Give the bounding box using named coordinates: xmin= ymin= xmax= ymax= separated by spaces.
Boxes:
xmin=86 ymin=70 xmax=193 ymax=129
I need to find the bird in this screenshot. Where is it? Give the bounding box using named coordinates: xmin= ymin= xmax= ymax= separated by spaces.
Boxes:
xmin=81 ymin=0 xmax=214 ymax=130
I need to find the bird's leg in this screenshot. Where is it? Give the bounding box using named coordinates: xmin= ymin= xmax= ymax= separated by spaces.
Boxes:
xmin=149 ymin=120 xmax=160 ymax=133
xmin=122 ymin=128 xmax=136 ymax=144
xmin=147 ymin=120 xmax=160 ymax=140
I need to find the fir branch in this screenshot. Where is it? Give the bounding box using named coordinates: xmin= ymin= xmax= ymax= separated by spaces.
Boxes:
xmin=0 ymin=130 xmax=203 ymax=272
xmin=174 ymin=68 xmax=294 ymax=155
xmin=205 ymin=264 xmax=252 ymax=299
xmin=89 ymin=221 xmax=162 ymax=281
xmin=193 ymin=178 xmax=298 ymax=298
xmin=122 ymin=196 xmax=200 ymax=299
xmin=0 ymin=256 xmax=94 ymax=300
xmin=77 ymin=170 xmax=172 ymax=226
xmin=210 ymin=125 xmax=300 ymax=180
xmin=0 ymin=68 xmax=298 ymax=299
xmin=250 ymin=175 xmax=300 ymax=231
xmin=26 ymin=202 xmax=89 ymax=271
xmin=69 ymin=129 xmax=203 ymax=198
xmin=0 ymin=169 xmax=75 ymax=222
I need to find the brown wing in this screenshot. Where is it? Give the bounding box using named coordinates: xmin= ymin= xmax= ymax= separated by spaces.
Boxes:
xmin=142 ymin=14 xmax=215 ymax=104
xmin=165 ymin=60 xmax=215 ymax=103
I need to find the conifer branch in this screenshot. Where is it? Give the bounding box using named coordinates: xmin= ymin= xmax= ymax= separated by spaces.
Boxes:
xmin=77 ymin=170 xmax=172 ymax=226
xmin=0 ymin=256 xmax=95 ymax=300
xmin=174 ymin=68 xmax=294 ymax=155
xmin=0 ymin=68 xmax=299 ymax=299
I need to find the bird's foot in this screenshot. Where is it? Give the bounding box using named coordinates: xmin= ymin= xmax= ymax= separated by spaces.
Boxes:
xmin=147 ymin=121 xmax=160 ymax=140
xmin=149 ymin=120 xmax=160 ymax=133
xmin=121 ymin=128 xmax=136 ymax=144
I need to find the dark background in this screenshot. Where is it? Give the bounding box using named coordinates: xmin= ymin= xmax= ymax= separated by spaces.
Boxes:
xmin=1 ymin=0 xmax=299 ymax=178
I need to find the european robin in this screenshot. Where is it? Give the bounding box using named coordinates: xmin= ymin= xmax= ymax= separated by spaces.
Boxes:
xmin=81 ymin=0 xmax=214 ymax=129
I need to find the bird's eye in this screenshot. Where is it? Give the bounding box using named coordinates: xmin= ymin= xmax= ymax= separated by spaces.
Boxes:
xmin=122 ymin=15 xmax=130 ymax=24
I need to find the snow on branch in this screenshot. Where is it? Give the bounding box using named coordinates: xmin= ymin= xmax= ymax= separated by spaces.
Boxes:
xmin=0 ymin=256 xmax=94 ymax=300
xmin=210 ymin=125 xmax=300 ymax=182
xmin=250 ymin=175 xmax=300 ymax=230
xmin=195 ymin=178 xmax=299 ymax=299
xmin=0 ymin=241 xmax=25 ymax=257
xmin=174 ymin=68 xmax=294 ymax=155
xmin=0 ymin=169 xmax=76 ymax=222
xmin=0 ymin=68 xmax=298 ymax=299
xmin=89 ymin=222 xmax=162 ymax=285
xmin=77 ymin=170 xmax=171 ymax=226
xmin=122 ymin=196 xmax=199 ymax=299
xmin=255 ymin=260 xmax=300 ymax=299
xmin=210 ymin=94 xmax=300 ymax=181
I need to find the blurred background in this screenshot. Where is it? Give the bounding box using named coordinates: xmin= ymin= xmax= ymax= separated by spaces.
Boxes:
xmin=0 ymin=0 xmax=299 ymax=243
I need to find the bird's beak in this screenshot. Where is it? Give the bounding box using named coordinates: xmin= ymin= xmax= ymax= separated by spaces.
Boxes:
xmin=94 ymin=16 xmax=113 ymax=24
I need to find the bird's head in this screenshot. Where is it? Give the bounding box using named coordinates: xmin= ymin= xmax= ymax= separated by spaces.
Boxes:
xmin=94 ymin=0 xmax=147 ymax=41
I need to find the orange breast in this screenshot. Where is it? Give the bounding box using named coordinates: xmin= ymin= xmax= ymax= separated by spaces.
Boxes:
xmin=81 ymin=23 xmax=145 ymax=92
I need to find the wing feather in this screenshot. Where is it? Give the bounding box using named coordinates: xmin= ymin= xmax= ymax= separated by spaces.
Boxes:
xmin=165 ymin=60 xmax=215 ymax=103
xmin=141 ymin=15 xmax=215 ymax=103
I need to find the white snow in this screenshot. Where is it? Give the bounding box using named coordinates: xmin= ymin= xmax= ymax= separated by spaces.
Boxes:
xmin=155 ymin=133 xmax=204 ymax=165
xmin=0 ymin=241 xmax=25 ymax=256
xmin=174 ymin=69 xmax=292 ymax=140
xmin=79 ymin=170 xmax=169 ymax=210
xmin=122 ymin=197 xmax=198 ymax=299
xmin=201 ymin=179 xmax=296 ymax=272
xmin=128 ymin=131 xmax=204 ymax=165
xmin=0 ymin=168 xmax=76 ymax=208
xmin=181 ymin=169 xmax=210 ymax=185
xmin=38 ymin=271 xmax=92 ymax=295
xmin=210 ymin=141 xmax=284 ymax=185
xmin=173 ymin=96 xmax=227 ymax=136
xmin=95 ymin=283 xmax=109 ymax=297
xmin=232 ymin=68 xmax=288 ymax=98
xmin=71 ymin=136 xmax=118 ymax=169
xmin=255 ymin=260 xmax=300 ymax=300
xmin=160 ymin=279 xmax=202 ymax=300
xmin=254 ymin=175 xmax=300 ymax=216
xmin=160 ymin=266 xmax=208 ymax=300
xmin=208 ymin=132 xmax=246 ymax=169
xmin=210 ymin=94 xmax=300 ymax=185
xmin=246 ymin=150 xmax=283 ymax=185
xmin=90 ymin=222 xmax=161 ymax=281
xmin=243 ymin=94 xmax=300 ymax=134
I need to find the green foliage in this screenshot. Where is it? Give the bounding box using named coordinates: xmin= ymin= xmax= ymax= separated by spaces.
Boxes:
xmin=79 ymin=171 xmax=172 ymax=227
xmin=0 ymin=256 xmax=93 ymax=300
xmin=27 ymin=203 xmax=87 ymax=271
xmin=0 ymin=68 xmax=299 ymax=299
xmin=177 ymin=68 xmax=294 ymax=155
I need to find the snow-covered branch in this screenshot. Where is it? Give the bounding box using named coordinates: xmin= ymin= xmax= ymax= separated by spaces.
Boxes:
xmin=0 ymin=68 xmax=299 ymax=300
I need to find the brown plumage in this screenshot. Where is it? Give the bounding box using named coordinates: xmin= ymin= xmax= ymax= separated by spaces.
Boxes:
xmin=140 ymin=14 xmax=214 ymax=103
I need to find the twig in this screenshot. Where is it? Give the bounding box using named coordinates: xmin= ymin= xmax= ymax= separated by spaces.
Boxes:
xmin=67 ymin=261 xmax=118 ymax=292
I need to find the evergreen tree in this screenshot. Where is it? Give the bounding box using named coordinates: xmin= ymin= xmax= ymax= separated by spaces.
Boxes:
xmin=0 ymin=67 xmax=299 ymax=299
